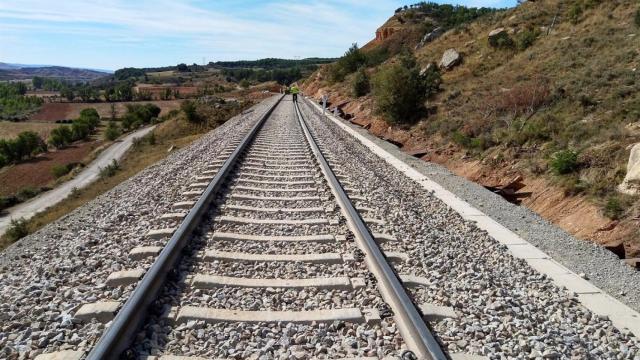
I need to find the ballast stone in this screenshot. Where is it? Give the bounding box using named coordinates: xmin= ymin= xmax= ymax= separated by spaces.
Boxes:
xmin=75 ymin=301 xmax=120 ymax=323
xmin=175 ymin=306 xmax=365 ymax=325
xmin=129 ymin=246 xmax=162 ymax=260
xmin=106 ymin=269 xmax=145 ymax=287
xmin=34 ymin=351 xmax=85 ymax=360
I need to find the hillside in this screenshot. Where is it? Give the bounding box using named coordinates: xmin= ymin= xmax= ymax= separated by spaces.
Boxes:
xmin=0 ymin=65 xmax=110 ymax=82
xmin=303 ymin=0 xmax=640 ymax=258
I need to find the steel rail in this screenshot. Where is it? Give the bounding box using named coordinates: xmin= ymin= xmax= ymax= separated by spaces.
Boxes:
xmin=86 ymin=95 xmax=283 ymax=360
xmin=294 ymin=98 xmax=447 ymax=360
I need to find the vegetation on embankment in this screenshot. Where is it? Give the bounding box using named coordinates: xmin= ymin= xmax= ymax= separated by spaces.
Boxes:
xmin=0 ymin=96 xmax=252 ymax=249
xmin=303 ymin=0 xmax=640 ymax=255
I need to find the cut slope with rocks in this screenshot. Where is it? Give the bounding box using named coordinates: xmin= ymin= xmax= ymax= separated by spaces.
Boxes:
xmin=303 ymin=0 xmax=640 ymax=260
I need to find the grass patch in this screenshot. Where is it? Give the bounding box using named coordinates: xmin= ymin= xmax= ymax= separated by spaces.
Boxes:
xmin=51 ymin=163 xmax=74 ymax=178
xmin=98 ymin=159 xmax=120 ymax=178
xmin=5 ymin=218 xmax=29 ymax=243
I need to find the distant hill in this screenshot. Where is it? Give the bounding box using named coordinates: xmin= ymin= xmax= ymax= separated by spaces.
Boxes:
xmin=0 ymin=63 xmax=111 ymax=82
xmin=210 ymin=58 xmax=338 ymax=69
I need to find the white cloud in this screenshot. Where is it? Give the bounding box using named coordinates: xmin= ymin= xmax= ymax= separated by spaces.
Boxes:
xmin=0 ymin=0 xmax=514 ymax=68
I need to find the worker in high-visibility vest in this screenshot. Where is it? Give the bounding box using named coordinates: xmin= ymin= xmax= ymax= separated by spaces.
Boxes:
xmin=290 ymin=84 xmax=300 ymax=102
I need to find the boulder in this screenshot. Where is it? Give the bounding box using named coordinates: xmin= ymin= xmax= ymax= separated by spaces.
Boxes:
xmin=618 ymin=143 xmax=640 ymax=195
xmin=416 ymin=27 xmax=444 ymax=49
xmin=439 ymin=49 xmax=462 ymax=70
xmin=488 ymin=27 xmax=507 ymax=39
xmin=488 ymin=28 xmax=513 ymax=48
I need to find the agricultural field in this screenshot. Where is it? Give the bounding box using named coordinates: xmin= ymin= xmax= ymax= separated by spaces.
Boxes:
xmin=0 ymin=121 xmax=58 ymax=140
xmin=0 ymin=140 xmax=102 ymax=197
xmin=30 ymin=100 xmax=183 ymax=122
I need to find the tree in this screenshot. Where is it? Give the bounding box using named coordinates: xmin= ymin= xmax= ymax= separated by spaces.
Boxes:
xmin=351 ymin=67 xmax=370 ymax=97
xmin=177 ymin=63 xmax=189 ymax=72
xmin=181 ymin=100 xmax=201 ymax=123
xmin=49 ymin=126 xmax=73 ymax=148
xmin=32 ymin=76 xmax=44 ymax=89
xmin=372 ymin=52 xmax=440 ymax=124
xmin=104 ymin=87 xmax=116 ymax=102
xmin=104 ymin=121 xmax=121 ymax=141
xmin=61 ymin=87 xmax=74 ymax=102
xmin=329 ymin=43 xmax=367 ymax=83
xmin=116 ymin=83 xmax=133 ymax=101
xmin=110 ymin=103 xmax=117 ymax=121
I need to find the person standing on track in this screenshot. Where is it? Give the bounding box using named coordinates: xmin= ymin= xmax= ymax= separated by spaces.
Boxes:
xmin=290 ymin=84 xmax=300 ymax=102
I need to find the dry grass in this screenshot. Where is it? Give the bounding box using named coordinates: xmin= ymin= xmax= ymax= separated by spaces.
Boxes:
xmin=415 ymin=0 xmax=640 ymax=201
xmin=0 ymin=121 xmax=59 ymax=140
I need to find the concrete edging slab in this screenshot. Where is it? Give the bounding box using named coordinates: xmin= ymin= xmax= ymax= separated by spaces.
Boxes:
xmin=305 ymin=97 xmax=640 ymax=336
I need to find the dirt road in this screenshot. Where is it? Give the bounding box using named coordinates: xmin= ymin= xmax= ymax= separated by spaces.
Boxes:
xmin=0 ymin=126 xmax=156 ymax=236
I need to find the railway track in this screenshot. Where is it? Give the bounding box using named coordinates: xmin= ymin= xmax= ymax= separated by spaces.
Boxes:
xmin=59 ymin=95 xmax=449 ymax=359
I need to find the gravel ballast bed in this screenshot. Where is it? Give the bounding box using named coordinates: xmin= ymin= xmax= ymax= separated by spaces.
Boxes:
xmin=0 ymin=96 xmax=281 ymax=358
xmin=129 ymin=98 xmax=405 ymax=358
xmin=299 ymin=99 xmax=640 ymax=358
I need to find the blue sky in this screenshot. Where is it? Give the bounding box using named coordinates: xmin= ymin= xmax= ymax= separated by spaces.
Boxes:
xmin=0 ymin=0 xmax=516 ymax=71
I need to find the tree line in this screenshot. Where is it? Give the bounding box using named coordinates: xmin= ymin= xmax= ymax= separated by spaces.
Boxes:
xmin=222 ymin=67 xmax=303 ymax=85
xmin=0 ymin=82 xmax=43 ymax=120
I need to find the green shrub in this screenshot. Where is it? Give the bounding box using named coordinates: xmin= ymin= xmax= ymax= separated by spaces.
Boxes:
xmin=146 ymin=132 xmax=156 ymax=145
xmin=489 ymin=31 xmax=514 ymax=49
xmin=635 ymin=8 xmax=640 ymax=27
xmin=16 ymin=187 xmax=40 ymax=201
xmin=99 ymin=159 xmax=120 ymax=178
xmin=104 ymin=121 xmax=121 ymax=141
xmin=48 ymin=126 xmax=73 ymax=148
xmin=122 ymin=103 xmax=162 ymax=130
xmin=0 ymin=131 xmax=47 ymax=165
xmin=515 ymin=28 xmax=540 ymax=51
xmin=568 ymin=3 xmax=583 ymax=24
xmin=5 ymin=218 xmax=29 ymax=242
xmin=550 ymin=150 xmax=579 ymax=175
xmin=0 ymin=195 xmax=19 ymax=211
xmin=372 ymin=53 xmax=440 ymax=124
xmin=364 ymin=47 xmax=390 ymax=67
xmin=181 ymin=100 xmax=202 ymax=123
xmin=239 ymin=79 xmax=250 ymax=89
xmin=452 ymin=131 xmax=472 ymax=148
xmin=351 ymin=68 xmax=370 ymax=97
xmin=79 ymin=108 xmax=100 ymax=123
xmin=328 ymin=43 xmax=366 ymax=83
xmin=51 ymin=164 xmax=72 ymax=178
xmin=604 ymin=196 xmax=625 ymax=220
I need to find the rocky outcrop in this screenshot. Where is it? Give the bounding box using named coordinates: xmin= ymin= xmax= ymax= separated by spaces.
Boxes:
xmin=618 ymin=143 xmax=640 ymax=195
xmin=376 ymin=27 xmax=399 ymax=41
xmin=416 ymin=27 xmax=444 ymax=49
xmin=439 ymin=49 xmax=462 ymax=70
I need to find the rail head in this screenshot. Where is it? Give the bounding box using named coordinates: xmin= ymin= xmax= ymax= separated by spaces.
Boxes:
xmin=293 ymin=98 xmax=447 ymax=360
xmin=86 ymin=95 xmax=284 ymax=360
